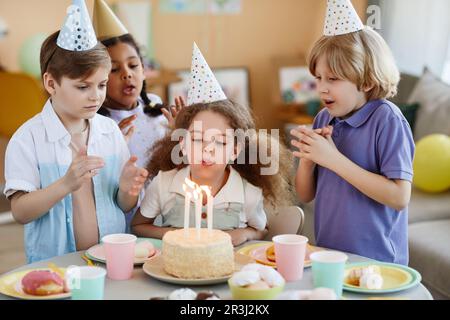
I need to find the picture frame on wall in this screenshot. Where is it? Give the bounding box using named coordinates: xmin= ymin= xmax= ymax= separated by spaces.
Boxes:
xmin=167 ymin=67 xmax=251 ymax=108
xmin=271 ymin=56 xmax=319 ymax=106
xmin=279 ymin=66 xmax=318 ymax=104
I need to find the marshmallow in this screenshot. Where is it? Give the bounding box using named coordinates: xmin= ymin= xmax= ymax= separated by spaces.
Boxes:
xmin=241 ymin=263 xmax=264 ymax=273
xmin=134 ymin=241 xmax=155 ymax=259
xmin=231 ymin=271 xmax=261 ymax=287
xmin=259 ymin=267 xmax=285 ymax=288
xmin=134 ymin=246 xmax=149 ymax=259
xmin=168 ymin=288 xmax=198 ymax=300
xmin=246 ymin=280 xmax=271 ymax=290
xmin=360 ymin=273 xmax=383 ymax=290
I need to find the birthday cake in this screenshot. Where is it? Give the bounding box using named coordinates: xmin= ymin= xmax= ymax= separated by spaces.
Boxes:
xmin=162 ymin=228 xmax=234 ymax=279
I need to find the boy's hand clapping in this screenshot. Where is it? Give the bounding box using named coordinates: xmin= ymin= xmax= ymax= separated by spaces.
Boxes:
xmin=291 ymin=125 xmax=338 ymax=168
xmin=63 ymin=147 xmax=105 ymax=192
xmin=119 ymin=156 xmax=149 ymax=196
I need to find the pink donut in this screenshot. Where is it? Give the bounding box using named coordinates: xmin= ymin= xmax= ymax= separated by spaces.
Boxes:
xmin=21 ymin=270 xmax=64 ymax=296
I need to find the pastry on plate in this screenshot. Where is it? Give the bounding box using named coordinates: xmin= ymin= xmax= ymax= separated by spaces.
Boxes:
xmin=21 ymin=270 xmax=65 ymax=296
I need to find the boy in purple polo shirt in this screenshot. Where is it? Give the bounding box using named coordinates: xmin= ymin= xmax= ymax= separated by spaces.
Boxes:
xmin=290 ymin=0 xmax=415 ymax=265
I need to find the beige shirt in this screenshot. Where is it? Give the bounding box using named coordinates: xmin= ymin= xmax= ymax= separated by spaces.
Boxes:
xmin=140 ymin=166 xmax=267 ymax=231
xmin=70 ymin=126 xmax=99 ymax=250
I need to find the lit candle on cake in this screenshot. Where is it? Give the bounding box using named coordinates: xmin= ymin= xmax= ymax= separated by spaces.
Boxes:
xmin=183 ymin=178 xmax=197 ymax=236
xmin=193 ymin=187 xmax=202 ymax=239
xmin=182 ymin=184 xmax=191 ymax=236
xmin=200 ymin=186 xmax=213 ymax=232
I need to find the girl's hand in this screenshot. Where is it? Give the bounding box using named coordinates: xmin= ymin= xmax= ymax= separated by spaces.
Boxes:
xmin=119 ymin=156 xmax=149 ymax=196
xmin=226 ymin=228 xmax=249 ymax=246
xmin=63 ymin=147 xmax=105 ymax=192
xmin=162 ymin=96 xmax=186 ymax=129
xmin=118 ymin=115 xmax=137 ymax=142
xmin=295 ymin=128 xmax=339 ymax=169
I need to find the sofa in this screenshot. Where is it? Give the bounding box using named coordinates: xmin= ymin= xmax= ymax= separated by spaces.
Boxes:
xmin=291 ymin=70 xmax=450 ymax=300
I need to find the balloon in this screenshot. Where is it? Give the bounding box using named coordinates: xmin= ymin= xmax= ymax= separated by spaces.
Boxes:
xmin=19 ymin=33 xmax=48 ymax=78
xmin=413 ymin=134 xmax=450 ymax=193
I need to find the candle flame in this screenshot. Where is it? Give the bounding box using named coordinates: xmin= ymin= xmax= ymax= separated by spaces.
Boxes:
xmin=191 ymin=188 xmax=199 ymax=200
xmin=200 ymin=185 xmax=212 ymax=197
xmin=184 ymin=178 xmax=197 ymax=189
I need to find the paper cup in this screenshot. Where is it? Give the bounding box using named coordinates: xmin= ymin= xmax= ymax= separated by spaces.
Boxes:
xmin=272 ymin=234 xmax=309 ymax=281
xmin=310 ymin=251 xmax=348 ymax=298
xmin=66 ymin=266 xmax=106 ymax=300
xmin=102 ymin=233 xmax=137 ymax=280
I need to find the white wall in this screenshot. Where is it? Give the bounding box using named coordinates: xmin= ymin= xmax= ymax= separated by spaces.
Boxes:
xmin=379 ymin=0 xmax=450 ymax=78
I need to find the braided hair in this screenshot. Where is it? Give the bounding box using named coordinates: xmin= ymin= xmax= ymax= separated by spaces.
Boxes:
xmin=99 ymin=34 xmax=165 ymax=117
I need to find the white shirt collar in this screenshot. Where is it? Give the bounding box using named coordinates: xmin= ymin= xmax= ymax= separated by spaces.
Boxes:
xmin=168 ymin=166 xmax=245 ymax=204
xmin=41 ymin=99 xmax=114 ymax=144
xmin=104 ymin=99 xmax=145 ymax=119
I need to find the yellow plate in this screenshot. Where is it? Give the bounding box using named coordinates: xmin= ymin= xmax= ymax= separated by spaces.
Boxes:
xmin=237 ymin=242 xmax=324 ymax=268
xmin=344 ymin=263 xmax=421 ymax=294
xmin=0 ymin=268 xmax=70 ymax=300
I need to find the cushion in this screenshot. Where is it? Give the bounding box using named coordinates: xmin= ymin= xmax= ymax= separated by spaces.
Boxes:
xmin=408 ymin=188 xmax=450 ymax=224
xmin=409 ymin=220 xmax=450 ymax=299
xmin=398 ymin=103 xmax=420 ymax=131
xmin=407 ymin=69 xmax=450 ymax=141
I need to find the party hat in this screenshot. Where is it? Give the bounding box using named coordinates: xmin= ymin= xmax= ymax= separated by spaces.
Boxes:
xmin=323 ymin=0 xmax=364 ymax=36
xmin=187 ymin=42 xmax=227 ymax=105
xmin=57 ymin=0 xmax=97 ymax=51
xmin=93 ymin=0 xmax=129 ymax=40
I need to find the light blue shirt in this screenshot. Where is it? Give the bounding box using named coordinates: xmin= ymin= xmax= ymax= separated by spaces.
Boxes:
xmin=4 ymin=100 xmax=131 ymax=263
xmin=313 ymin=99 xmax=415 ymax=265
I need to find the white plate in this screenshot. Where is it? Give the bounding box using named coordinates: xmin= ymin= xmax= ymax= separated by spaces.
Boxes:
xmin=86 ymin=238 xmax=161 ymax=265
xmin=142 ymin=253 xmax=255 ymax=286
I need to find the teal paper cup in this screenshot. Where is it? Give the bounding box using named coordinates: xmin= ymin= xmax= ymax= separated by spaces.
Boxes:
xmin=310 ymin=251 xmax=348 ymax=298
xmin=66 ymin=266 xmax=106 ymax=300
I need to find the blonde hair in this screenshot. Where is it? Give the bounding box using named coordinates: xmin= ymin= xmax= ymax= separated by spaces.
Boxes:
xmin=308 ymin=27 xmax=400 ymax=100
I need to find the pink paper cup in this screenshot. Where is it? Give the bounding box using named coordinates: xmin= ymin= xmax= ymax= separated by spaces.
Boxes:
xmin=102 ymin=233 xmax=137 ymax=280
xmin=272 ymin=234 xmax=309 ymax=281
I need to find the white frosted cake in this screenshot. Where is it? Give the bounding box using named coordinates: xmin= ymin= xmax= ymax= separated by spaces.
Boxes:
xmin=162 ymin=228 xmax=234 ymax=279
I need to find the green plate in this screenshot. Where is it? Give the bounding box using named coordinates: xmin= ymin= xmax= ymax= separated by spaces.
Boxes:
xmin=343 ymin=262 xmax=422 ymax=294
xmin=85 ymin=238 xmax=162 ymax=265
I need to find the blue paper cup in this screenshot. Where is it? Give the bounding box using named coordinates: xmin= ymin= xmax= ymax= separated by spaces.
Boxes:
xmin=310 ymin=251 xmax=348 ymax=298
xmin=66 ymin=266 xmax=106 ymax=300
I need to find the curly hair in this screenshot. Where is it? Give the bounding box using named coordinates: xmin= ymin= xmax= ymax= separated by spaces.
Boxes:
xmin=147 ymin=100 xmax=295 ymax=208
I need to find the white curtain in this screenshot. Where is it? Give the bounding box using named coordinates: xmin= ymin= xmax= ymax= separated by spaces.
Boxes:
xmin=378 ymin=0 xmax=450 ymax=80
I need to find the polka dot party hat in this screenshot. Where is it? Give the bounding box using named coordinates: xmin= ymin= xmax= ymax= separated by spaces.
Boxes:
xmin=57 ymin=0 xmax=98 ymax=51
xmin=187 ymin=42 xmax=227 ymax=106
xmin=324 ymin=0 xmax=364 ymax=36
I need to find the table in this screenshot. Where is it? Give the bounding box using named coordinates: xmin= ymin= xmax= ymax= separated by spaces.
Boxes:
xmin=0 ymin=243 xmax=432 ymax=300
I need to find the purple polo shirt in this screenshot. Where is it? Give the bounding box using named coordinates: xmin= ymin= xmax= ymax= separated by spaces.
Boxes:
xmin=312 ymin=99 xmax=415 ymax=265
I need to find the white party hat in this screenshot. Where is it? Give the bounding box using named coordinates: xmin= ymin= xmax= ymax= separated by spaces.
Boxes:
xmin=93 ymin=0 xmax=129 ymax=40
xmin=323 ymin=0 xmax=364 ymax=36
xmin=57 ymin=0 xmax=98 ymax=51
xmin=187 ymin=42 xmax=227 ymax=105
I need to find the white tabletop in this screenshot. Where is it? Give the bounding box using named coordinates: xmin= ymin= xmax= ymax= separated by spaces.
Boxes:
xmin=0 ymin=242 xmax=432 ymax=300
